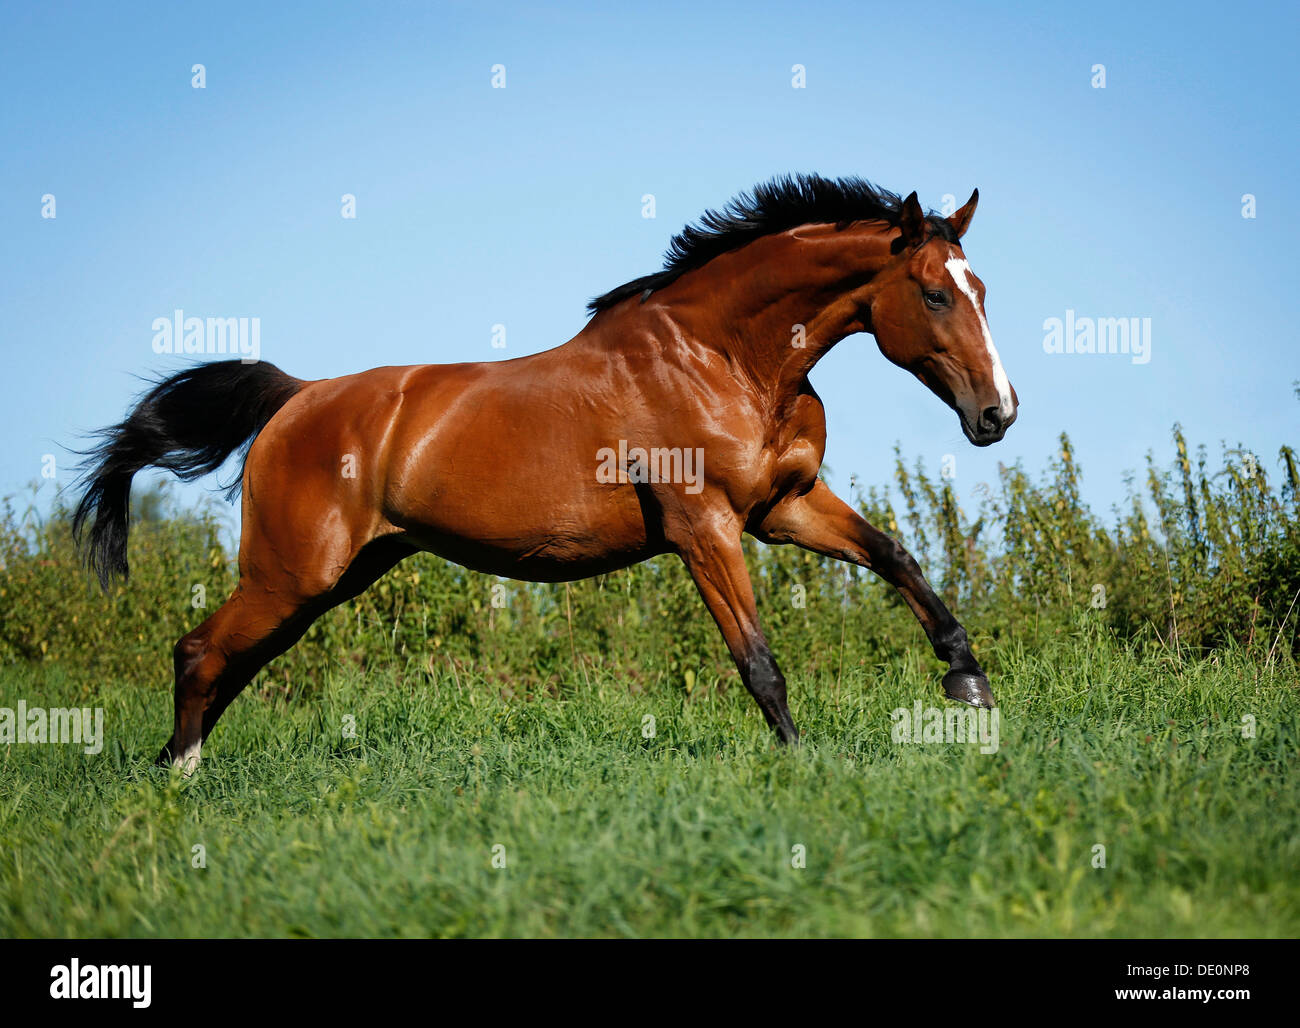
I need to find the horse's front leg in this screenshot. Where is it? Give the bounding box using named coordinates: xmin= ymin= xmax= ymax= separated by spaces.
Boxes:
xmin=758 ymin=479 xmax=994 ymax=708
xmin=668 ymin=523 xmax=799 ymax=744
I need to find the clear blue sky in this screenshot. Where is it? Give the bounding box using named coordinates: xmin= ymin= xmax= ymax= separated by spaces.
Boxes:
xmin=1 ymin=0 xmax=1295 ymax=539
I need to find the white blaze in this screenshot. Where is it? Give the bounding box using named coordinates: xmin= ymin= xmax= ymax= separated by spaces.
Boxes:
xmin=944 ymin=253 xmax=1014 ymax=419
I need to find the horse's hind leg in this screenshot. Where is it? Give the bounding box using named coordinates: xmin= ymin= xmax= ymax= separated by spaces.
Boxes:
xmin=159 ymin=584 xmax=300 ymax=773
xmin=675 ymin=525 xmax=799 ymax=744
xmin=157 ymin=536 xmax=412 ymax=773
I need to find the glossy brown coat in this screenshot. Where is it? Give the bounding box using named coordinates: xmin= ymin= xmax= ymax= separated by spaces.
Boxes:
xmin=79 ymin=184 xmax=1017 ymax=771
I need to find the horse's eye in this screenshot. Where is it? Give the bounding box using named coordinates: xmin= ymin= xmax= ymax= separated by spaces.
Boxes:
xmin=924 ymin=290 xmax=948 ymax=309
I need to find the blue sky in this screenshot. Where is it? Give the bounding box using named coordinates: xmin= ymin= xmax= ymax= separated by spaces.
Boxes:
xmin=1 ymin=0 xmax=1295 ymax=542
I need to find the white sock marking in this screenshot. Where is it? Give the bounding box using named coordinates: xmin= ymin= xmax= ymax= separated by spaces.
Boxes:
xmin=175 ymin=741 xmax=201 ymax=777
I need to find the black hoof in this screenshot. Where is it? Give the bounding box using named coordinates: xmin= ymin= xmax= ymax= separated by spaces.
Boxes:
xmin=942 ymin=669 xmax=995 ymax=708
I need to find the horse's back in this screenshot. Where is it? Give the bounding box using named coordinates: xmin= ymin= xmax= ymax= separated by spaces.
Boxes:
xmin=246 ymin=354 xmax=659 ymax=581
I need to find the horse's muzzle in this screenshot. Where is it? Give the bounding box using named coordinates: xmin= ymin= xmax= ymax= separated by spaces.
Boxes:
xmin=962 ymin=404 xmax=1017 ymax=446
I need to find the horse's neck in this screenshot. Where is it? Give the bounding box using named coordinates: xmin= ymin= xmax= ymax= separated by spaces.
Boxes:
xmin=655 ymin=224 xmax=896 ymax=401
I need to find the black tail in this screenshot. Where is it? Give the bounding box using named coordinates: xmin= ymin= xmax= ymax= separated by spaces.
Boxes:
xmin=72 ymin=360 xmax=304 ymax=590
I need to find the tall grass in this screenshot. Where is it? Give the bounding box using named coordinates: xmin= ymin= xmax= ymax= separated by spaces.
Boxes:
xmin=1 ymin=642 xmax=1296 ymax=938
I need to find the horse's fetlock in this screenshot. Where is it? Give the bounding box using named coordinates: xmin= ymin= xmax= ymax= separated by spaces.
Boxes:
xmin=935 ymin=623 xmax=973 ymax=664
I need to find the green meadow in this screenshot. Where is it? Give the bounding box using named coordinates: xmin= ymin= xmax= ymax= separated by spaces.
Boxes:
xmin=1 ymin=423 xmax=1296 ymax=937
xmin=1 ymin=633 xmax=1296 ymax=938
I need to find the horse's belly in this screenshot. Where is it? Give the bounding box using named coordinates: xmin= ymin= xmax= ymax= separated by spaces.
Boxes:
xmin=385 ymin=463 xmax=662 ymax=582
xmin=397 ymin=503 xmax=659 ymax=582
xmin=375 ymin=360 xmax=671 ymax=581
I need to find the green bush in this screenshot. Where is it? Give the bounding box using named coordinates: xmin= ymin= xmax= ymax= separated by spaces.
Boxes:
xmin=1 ymin=421 xmax=1296 ymax=699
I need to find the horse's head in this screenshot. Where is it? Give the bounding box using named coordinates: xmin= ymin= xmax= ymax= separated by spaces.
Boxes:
xmin=867 ymin=190 xmax=1017 ymax=446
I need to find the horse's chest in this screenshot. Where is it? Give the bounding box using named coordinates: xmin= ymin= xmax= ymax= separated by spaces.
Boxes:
xmin=724 ymin=396 xmax=826 ymax=512
xmin=768 ymin=395 xmax=826 ymax=488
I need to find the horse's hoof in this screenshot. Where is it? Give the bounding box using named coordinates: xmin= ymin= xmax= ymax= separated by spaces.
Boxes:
xmin=943 ymin=669 xmax=995 ymax=708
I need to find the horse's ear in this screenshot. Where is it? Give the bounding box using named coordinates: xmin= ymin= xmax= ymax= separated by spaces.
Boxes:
xmin=947 ymin=188 xmax=979 ymax=238
xmin=899 ymin=191 xmax=927 ymax=247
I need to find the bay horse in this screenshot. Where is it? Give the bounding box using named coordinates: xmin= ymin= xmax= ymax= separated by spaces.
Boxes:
xmin=73 ymin=174 xmax=1018 ymax=772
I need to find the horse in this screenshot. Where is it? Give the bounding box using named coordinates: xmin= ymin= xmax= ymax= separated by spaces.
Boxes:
xmin=72 ymin=174 xmax=1018 ymax=773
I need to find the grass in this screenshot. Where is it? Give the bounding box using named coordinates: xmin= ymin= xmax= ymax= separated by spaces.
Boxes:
xmin=1 ymin=625 xmax=1297 ymax=938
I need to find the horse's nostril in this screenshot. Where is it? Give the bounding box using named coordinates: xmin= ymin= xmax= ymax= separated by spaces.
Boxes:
xmin=980 ymin=406 xmax=1003 ymax=432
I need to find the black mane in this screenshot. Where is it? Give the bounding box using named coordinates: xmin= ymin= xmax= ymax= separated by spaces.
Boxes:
xmin=587 ymin=173 xmax=956 ymax=315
